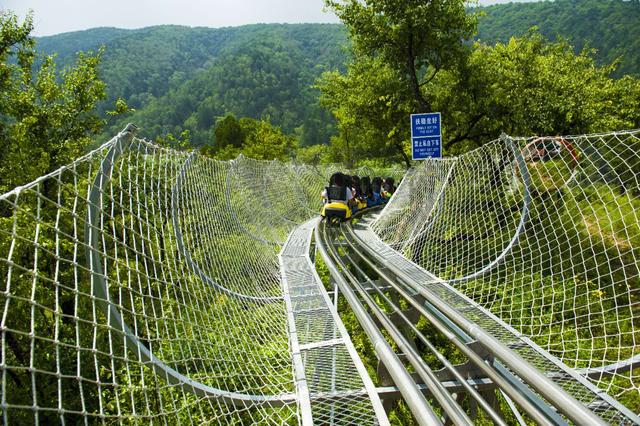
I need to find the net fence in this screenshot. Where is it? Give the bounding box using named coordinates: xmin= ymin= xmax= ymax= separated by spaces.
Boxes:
xmin=371 ymin=130 xmax=640 ymax=413
xmin=0 ymin=126 xmax=396 ymax=424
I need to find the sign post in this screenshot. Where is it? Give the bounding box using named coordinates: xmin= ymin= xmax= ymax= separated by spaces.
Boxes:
xmin=411 ymin=112 xmax=442 ymax=160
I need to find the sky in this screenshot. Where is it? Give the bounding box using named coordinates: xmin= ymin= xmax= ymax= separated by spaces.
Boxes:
xmin=1 ymin=0 xmax=535 ymax=37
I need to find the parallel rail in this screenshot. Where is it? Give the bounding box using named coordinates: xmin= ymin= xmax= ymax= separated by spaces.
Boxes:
xmin=315 ymin=215 xmax=639 ymax=425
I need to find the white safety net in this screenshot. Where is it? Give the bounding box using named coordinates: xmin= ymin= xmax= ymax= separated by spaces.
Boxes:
xmin=0 ymin=127 xmax=395 ymax=424
xmin=372 ymin=130 xmax=640 ymax=412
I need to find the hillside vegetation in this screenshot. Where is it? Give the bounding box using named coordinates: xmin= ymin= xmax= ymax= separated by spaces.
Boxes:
xmin=477 ymin=0 xmax=640 ymax=77
xmin=32 ymin=0 xmax=640 ymax=150
xmin=37 ymin=24 xmax=348 ymax=146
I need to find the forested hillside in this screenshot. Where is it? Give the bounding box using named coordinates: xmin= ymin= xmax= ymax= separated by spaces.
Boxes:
xmin=35 ymin=27 xmax=131 ymax=65
xmin=477 ymin=0 xmax=640 ymax=77
xmin=37 ymin=24 xmax=348 ymax=145
xmin=32 ymin=0 xmax=640 ymax=152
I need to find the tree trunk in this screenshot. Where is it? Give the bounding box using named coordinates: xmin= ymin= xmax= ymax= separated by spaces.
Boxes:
xmin=406 ymin=32 xmax=430 ymax=112
xmin=394 ymin=140 xmax=412 ymax=169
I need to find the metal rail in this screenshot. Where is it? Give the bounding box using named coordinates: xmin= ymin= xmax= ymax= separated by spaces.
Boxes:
xmin=337 ymin=223 xmax=537 ymax=426
xmin=315 ymin=222 xmax=442 ymax=426
xmin=332 ymin=225 xmax=474 ymax=425
xmin=323 ymin=215 xmax=570 ymax=424
xmin=339 ymin=221 xmax=564 ymax=425
xmin=580 ymin=354 xmax=640 ymax=379
xmin=333 ymin=222 xmax=510 ymax=426
xmin=344 ymin=219 xmax=611 ymax=425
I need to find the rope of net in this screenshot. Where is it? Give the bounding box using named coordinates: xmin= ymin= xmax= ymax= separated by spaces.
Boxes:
xmin=371 ymin=130 xmax=640 ymax=411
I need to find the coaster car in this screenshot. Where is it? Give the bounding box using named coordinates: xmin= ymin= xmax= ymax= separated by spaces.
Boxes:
xmin=321 ymin=186 xmax=352 ymax=222
xmin=322 ymin=202 xmax=351 ymax=220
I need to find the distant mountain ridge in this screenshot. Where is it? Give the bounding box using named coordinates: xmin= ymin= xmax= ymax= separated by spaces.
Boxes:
xmin=37 ymin=24 xmax=349 ymax=145
xmin=36 ymin=27 xmax=133 ymax=62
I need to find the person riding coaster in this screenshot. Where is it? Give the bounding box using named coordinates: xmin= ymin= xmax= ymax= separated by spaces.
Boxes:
xmin=350 ymin=175 xmax=368 ymax=212
xmin=382 ymin=177 xmax=396 ymax=199
xmin=321 ymin=186 xmax=352 ymax=221
xmin=370 ymin=177 xmax=386 ymax=206
xmin=321 ymin=172 xmax=353 ymax=222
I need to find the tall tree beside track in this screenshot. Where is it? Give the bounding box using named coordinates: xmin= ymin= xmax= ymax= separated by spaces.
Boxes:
xmin=320 ymin=0 xmax=640 ymax=164
xmin=321 ymin=0 xmax=476 ymax=167
xmin=0 ymin=11 xmax=106 ymax=193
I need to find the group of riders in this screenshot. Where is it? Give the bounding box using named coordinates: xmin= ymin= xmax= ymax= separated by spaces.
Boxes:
xmin=318 ymin=137 xmax=578 ymax=221
xmin=321 ymin=172 xmax=396 ymax=221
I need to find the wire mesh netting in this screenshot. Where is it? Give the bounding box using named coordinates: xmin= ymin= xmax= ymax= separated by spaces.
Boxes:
xmin=0 ymin=127 xmax=394 ymax=424
xmin=371 ymin=130 xmax=640 ymax=413
xmin=4 ymin=123 xmax=639 ymax=423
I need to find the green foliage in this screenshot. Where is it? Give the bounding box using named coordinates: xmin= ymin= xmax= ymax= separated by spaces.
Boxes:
xmin=318 ymin=56 xmax=414 ymax=167
xmin=0 ymin=12 xmax=111 ymax=422
xmin=29 ymin=6 xmax=640 ymax=164
xmin=465 ymin=182 xmax=640 ymax=370
xmin=214 ymin=114 xmax=245 ymax=150
xmin=0 ymin=19 xmax=144 ymax=421
xmin=0 ymin=11 xmax=106 ymax=194
xmin=204 ymin=116 xmax=297 ymax=161
xmin=113 ymin=33 xmax=339 ymax=147
xmin=326 ymin=0 xmax=476 ymax=112
xmin=431 ymin=32 xmax=640 ymax=153
xmin=106 ymin=97 xmax=135 ymax=116
xmin=155 ymin=129 xmax=191 ymax=150
xmin=322 ymin=4 xmax=640 ymax=163
xmin=241 ymin=119 xmax=298 ymax=161
xmin=476 ymin=0 xmax=640 ymax=77
xmin=34 ymin=27 xmax=131 ymax=68
xmin=321 ymin=0 xmax=479 ymax=166
xmin=296 ymin=144 xmax=332 ymax=166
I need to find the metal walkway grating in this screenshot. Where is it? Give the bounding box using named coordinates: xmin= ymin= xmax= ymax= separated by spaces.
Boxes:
xmin=279 ymin=217 xmax=388 ymax=425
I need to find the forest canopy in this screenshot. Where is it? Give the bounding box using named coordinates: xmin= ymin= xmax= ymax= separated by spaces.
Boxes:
xmin=477 ymin=0 xmax=640 ymax=77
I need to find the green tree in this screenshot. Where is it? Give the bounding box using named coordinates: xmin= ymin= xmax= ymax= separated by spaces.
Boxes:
xmin=156 ymin=129 xmax=191 ymax=150
xmin=430 ymin=33 xmax=640 ymax=152
xmin=296 ymin=143 xmax=331 ymax=166
xmin=318 ymin=55 xmax=413 ymax=167
xmin=0 ymin=11 xmax=109 ymax=422
xmin=0 ymin=10 xmax=106 ymax=193
xmin=214 ymin=114 xmax=245 ymax=150
xmin=321 ymin=0 xmax=477 ymax=166
xmin=321 ymin=3 xmax=640 ymax=164
xmin=203 ymin=117 xmax=298 ymax=161
xmin=106 ymin=97 xmax=135 ymax=116
xmin=325 ymin=0 xmax=476 ymax=112
xmin=241 ymin=118 xmax=297 ymax=161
